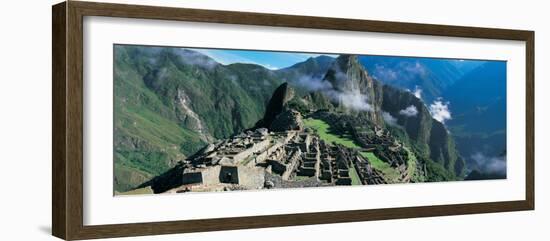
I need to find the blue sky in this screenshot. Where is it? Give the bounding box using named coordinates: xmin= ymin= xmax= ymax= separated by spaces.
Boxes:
xmin=187 ymin=48 xmax=337 ymax=70
xmin=184 ymin=47 xmax=488 ymax=71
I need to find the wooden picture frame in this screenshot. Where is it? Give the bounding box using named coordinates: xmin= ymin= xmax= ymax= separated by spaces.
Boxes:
xmin=52 ymin=1 xmax=534 ymax=240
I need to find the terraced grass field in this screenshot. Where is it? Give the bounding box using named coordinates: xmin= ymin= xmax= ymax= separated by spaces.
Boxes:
xmin=303 ymin=118 xmax=361 ymax=148
xmin=304 ymin=118 xmax=363 ymax=185
xmin=304 ymin=117 xmax=420 ymax=184
xmin=348 ymin=166 xmax=363 ymax=185
xmin=360 ymin=151 xmax=400 ymax=183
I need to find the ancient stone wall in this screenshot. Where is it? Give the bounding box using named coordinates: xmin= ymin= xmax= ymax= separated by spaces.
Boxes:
xmin=232 ymin=139 xmax=270 ymax=163
xmin=237 ymin=166 xmax=265 ymax=189
xmin=201 ymin=165 xmax=222 ymax=186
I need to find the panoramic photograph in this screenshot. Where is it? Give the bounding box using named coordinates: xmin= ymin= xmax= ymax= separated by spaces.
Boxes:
xmin=113 ymin=44 xmax=507 ymax=195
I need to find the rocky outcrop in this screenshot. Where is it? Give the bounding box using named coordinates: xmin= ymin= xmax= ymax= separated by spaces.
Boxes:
xmin=270 ymin=109 xmax=304 ymax=132
xmin=321 ymin=55 xmax=384 ymax=124
xmin=326 ymin=55 xmax=373 ymax=93
xmin=255 ymin=82 xmax=305 ymax=132
xmin=305 ymin=55 xmax=464 ymax=177
xmin=176 ymin=89 xmax=210 ymax=142
xmin=255 ymin=82 xmax=295 ymax=129
xmin=380 ymin=84 xmax=432 ymax=150
xmin=275 ymin=55 xmax=335 ymax=96
xmin=380 ymin=84 xmax=463 ymax=177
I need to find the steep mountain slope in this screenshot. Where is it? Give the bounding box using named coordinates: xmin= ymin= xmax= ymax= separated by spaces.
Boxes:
xmin=277 ymin=55 xmax=334 ymax=80
xmin=114 ymin=46 xmax=283 ymax=192
xmin=444 ymin=62 xmax=507 ymax=175
xmin=323 ymin=55 xmax=385 ymax=123
xmin=445 ymin=61 xmax=506 ymax=133
xmin=368 ymin=66 xmax=463 ymax=177
xmin=275 ymin=55 xmax=335 ymax=94
xmin=358 ymin=55 xmax=483 ymax=102
xmin=289 ymin=55 xmax=464 ymax=177
xmin=254 ymin=82 xmax=296 ymax=129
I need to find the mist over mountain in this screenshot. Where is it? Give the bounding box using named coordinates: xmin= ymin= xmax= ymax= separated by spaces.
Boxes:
xmin=357 ymin=55 xmax=505 ymax=176
xmin=274 ymin=54 xmax=464 ymax=178
xmin=358 ymin=55 xmax=485 ymax=103
xmin=275 ymin=55 xmax=335 ymax=95
xmin=444 ymin=62 xmax=507 ymax=176
xmin=114 ymin=46 xmax=284 ymax=192
xmin=445 ymin=62 xmax=506 ymax=132
xmin=114 ymin=46 xmax=503 ymax=193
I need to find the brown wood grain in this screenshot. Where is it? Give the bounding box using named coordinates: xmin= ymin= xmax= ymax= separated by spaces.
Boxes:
xmin=525 ymin=32 xmax=535 ymax=209
xmin=52 ymin=2 xmax=67 ymax=239
xmin=52 ymin=1 xmax=535 ymax=240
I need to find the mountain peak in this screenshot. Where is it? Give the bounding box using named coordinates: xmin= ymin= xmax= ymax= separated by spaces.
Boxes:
xmin=336 ymin=54 xmax=358 ymax=62
xmin=173 ymin=48 xmax=220 ymax=70
xmin=255 ymin=82 xmax=296 ymax=129
xmin=334 ymin=55 xmax=361 ymax=68
xmin=281 ymin=55 xmax=335 ymax=72
xmin=325 ymin=55 xmax=373 ymax=93
xmin=308 ymin=55 xmax=335 ymax=64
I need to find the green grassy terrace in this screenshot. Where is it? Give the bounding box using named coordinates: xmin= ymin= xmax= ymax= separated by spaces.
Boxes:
xmin=359 ymin=151 xmax=400 ymax=183
xmin=303 ymin=118 xmax=361 ymax=149
xmin=304 ymin=118 xmax=364 ymax=185
xmin=304 ymin=117 xmax=422 ymax=184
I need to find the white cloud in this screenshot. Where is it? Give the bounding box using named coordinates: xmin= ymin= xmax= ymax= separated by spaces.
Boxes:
xmin=295 ymin=75 xmax=333 ymax=92
xmin=399 ymin=105 xmax=418 ymax=117
xmin=403 ymin=61 xmax=427 ymax=76
xmin=328 ymin=90 xmax=373 ymax=112
xmin=471 ymin=152 xmax=506 ymax=175
xmin=373 ymin=65 xmax=398 ymax=81
xmin=429 ymin=98 xmax=452 ymax=123
xmin=372 ymin=62 xmax=426 ymax=84
xmin=413 ymin=86 xmax=422 ymax=99
xmin=321 ymin=62 xmax=373 ymax=112
xmin=260 ymin=63 xmax=279 ymax=70
xmin=382 ymin=111 xmax=398 ymax=126
xmin=176 ymin=49 xmax=219 ymax=70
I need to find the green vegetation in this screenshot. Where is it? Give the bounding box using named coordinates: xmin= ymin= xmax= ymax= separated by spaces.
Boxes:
xmin=403 ymin=147 xmax=424 ymax=183
xmin=304 ymin=118 xmax=361 ymax=148
xmin=348 ymin=166 xmax=362 ymax=185
xmin=113 ymin=46 xmax=285 ymax=192
xmin=306 ymin=118 xmax=396 ymax=184
xmin=423 ymin=157 xmax=455 ymax=182
xmin=294 ymin=175 xmax=312 ymax=181
xmin=114 ymin=162 xmax=152 ymax=193
xmin=305 ymin=117 xmax=435 ymax=184
xmin=380 ymin=84 xmax=463 ymax=177
xmin=360 ymin=151 xmax=401 ymax=183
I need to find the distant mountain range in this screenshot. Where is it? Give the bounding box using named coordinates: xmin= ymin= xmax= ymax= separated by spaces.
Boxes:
xmin=357 ymin=55 xmax=506 ymax=177
xmin=444 ymin=62 xmax=507 ymax=176
xmin=358 ymin=55 xmax=485 ymax=102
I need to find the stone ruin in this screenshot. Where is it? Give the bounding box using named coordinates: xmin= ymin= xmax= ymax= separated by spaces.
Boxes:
xmin=147 ymin=120 xmax=388 ymax=194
